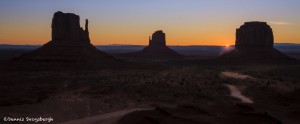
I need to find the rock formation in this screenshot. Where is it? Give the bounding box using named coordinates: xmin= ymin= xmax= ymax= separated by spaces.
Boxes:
xmin=51 ymin=11 xmax=90 ymax=42
xmin=145 ymin=30 xmax=182 ymax=57
xmin=122 ymin=30 xmax=183 ymax=59
xmin=219 ymin=21 xmax=293 ymax=63
xmin=236 ymin=22 xmax=274 ymax=50
xmin=15 ymin=11 xmax=113 ymax=64
xmin=148 ymin=30 xmax=166 ymax=47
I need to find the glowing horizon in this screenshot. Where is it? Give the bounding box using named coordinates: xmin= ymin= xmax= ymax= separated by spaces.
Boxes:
xmin=0 ymin=0 xmax=300 ymax=46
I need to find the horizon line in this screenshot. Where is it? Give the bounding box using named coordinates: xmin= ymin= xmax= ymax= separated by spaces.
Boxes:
xmin=0 ymin=42 xmax=299 ymax=47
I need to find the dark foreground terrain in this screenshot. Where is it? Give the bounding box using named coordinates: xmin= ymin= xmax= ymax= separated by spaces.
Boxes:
xmin=0 ymin=63 xmax=300 ymax=124
xmin=0 ymin=47 xmax=299 ymax=124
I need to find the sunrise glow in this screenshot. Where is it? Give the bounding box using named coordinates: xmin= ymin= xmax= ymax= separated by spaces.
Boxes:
xmin=0 ymin=0 xmax=300 ymax=46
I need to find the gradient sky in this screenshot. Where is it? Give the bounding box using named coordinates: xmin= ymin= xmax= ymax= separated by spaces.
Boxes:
xmin=0 ymin=0 xmax=299 ymax=46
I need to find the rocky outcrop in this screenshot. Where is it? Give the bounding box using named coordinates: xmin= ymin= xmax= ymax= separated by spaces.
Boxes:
xmin=236 ymin=22 xmax=274 ymax=50
xmin=218 ymin=21 xmax=294 ymax=64
xmin=121 ymin=30 xmax=183 ymax=59
xmin=149 ymin=30 xmax=166 ymax=47
xmin=52 ymin=11 xmax=90 ymax=42
xmin=142 ymin=30 xmax=183 ymax=58
xmin=15 ymin=11 xmax=113 ymax=65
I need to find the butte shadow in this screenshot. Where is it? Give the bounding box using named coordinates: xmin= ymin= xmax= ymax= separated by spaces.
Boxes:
xmin=120 ymin=30 xmax=184 ymax=60
xmin=217 ymin=21 xmax=295 ymax=64
xmin=7 ymin=11 xmax=119 ymax=70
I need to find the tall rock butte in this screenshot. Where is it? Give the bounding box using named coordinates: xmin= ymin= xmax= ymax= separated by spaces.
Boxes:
xmin=219 ymin=21 xmax=293 ymax=63
xmin=16 ymin=11 xmax=112 ymax=63
xmin=125 ymin=30 xmax=183 ymax=59
xmin=148 ymin=30 xmax=166 ymax=47
xmin=235 ymin=22 xmax=274 ymax=50
xmin=51 ymin=11 xmax=90 ymax=42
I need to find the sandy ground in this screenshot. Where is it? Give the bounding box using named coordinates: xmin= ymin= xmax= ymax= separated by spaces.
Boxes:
xmin=225 ymin=84 xmax=254 ymax=104
xmin=60 ymin=108 xmax=153 ymax=124
xmin=0 ymin=64 xmax=299 ymax=124
xmin=221 ymin=71 xmax=254 ymax=104
xmin=221 ymin=71 xmax=255 ymax=80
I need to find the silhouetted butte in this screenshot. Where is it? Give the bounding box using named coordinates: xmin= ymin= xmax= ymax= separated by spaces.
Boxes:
xmin=219 ymin=21 xmax=293 ymax=64
xmin=122 ymin=30 xmax=183 ymax=59
xmin=236 ymin=22 xmax=274 ymax=50
xmin=15 ymin=11 xmax=113 ymax=64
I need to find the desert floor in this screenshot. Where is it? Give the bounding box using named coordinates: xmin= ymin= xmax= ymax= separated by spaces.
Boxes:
xmin=0 ymin=62 xmax=299 ymax=124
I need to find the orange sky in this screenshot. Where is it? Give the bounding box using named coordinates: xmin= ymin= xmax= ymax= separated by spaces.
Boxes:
xmin=0 ymin=0 xmax=300 ymax=46
xmin=1 ymin=21 xmax=298 ymax=46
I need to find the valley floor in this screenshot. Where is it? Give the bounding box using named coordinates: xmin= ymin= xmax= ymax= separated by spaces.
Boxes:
xmin=0 ymin=63 xmax=299 ymax=124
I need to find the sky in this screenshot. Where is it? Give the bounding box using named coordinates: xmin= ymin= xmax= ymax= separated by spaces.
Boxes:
xmin=0 ymin=0 xmax=299 ymax=46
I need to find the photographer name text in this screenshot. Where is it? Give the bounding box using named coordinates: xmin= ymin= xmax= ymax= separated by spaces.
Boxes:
xmin=3 ymin=116 xmax=53 ymax=123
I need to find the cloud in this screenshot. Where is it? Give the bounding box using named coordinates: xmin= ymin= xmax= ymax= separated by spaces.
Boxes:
xmin=268 ymin=21 xmax=289 ymax=25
